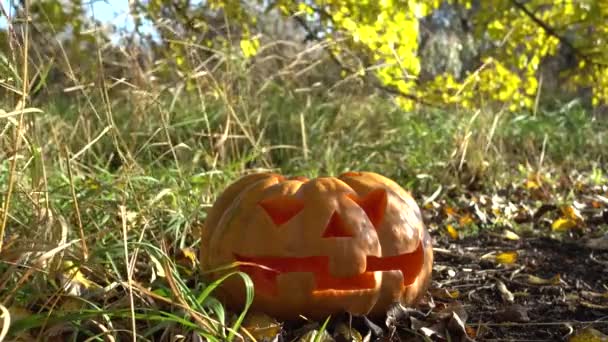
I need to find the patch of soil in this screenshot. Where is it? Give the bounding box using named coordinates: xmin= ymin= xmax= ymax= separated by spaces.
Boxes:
xmin=428 ymin=233 xmax=608 ymax=341
xmin=277 ymin=232 xmax=608 ymax=341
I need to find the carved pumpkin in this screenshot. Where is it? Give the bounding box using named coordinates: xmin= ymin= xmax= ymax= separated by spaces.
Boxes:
xmin=200 ymin=172 xmax=433 ymax=320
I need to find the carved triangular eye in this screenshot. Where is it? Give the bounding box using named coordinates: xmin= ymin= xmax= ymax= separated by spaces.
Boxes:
xmin=259 ymin=197 xmax=305 ymax=225
xmin=322 ymin=212 xmax=353 ymax=238
xmin=348 ymin=188 xmax=387 ymax=230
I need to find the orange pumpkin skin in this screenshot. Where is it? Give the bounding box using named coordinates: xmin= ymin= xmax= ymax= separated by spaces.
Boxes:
xmin=338 ymin=172 xmax=434 ymax=315
xmin=200 ymin=172 xmax=433 ymax=320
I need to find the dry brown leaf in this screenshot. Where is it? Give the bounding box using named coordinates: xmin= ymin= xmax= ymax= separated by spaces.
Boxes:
xmin=242 ymin=312 xmax=282 ymax=341
xmin=334 ymin=322 xmax=363 ymax=342
xmin=430 ymin=288 xmax=461 ymax=300
xmin=561 ymin=205 xmax=584 ymax=222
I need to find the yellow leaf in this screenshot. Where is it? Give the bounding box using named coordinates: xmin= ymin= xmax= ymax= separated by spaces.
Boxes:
xmin=459 ymin=213 xmax=474 ymax=226
xmin=525 ymin=178 xmax=540 ymax=190
xmin=446 ymin=224 xmax=459 ymax=240
xmin=178 ymin=247 xmax=197 ymax=268
xmin=444 ymin=206 xmax=457 ymax=217
xmin=568 ymin=327 xmax=608 ymax=342
xmin=496 ymin=251 xmax=518 ymax=264
xmin=61 ymin=261 xmax=101 ymax=290
xmin=430 ymin=288 xmax=460 ymax=299
xmin=527 ymin=274 xmax=561 ymax=285
xmin=240 ymin=37 xmax=260 ymax=58
xmin=551 ymin=217 xmax=578 ymax=232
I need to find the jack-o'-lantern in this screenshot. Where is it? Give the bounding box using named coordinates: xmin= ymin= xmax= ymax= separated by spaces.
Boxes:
xmin=200 ymin=172 xmax=433 ymax=320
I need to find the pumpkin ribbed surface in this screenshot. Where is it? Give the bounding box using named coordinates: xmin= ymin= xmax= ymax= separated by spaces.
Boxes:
xmin=200 ymin=171 xmax=433 ymax=320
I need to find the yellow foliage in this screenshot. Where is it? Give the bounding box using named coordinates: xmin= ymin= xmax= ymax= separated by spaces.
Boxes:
xmin=240 ymin=37 xmax=260 ymax=58
xmin=138 ymin=0 xmax=608 ymax=110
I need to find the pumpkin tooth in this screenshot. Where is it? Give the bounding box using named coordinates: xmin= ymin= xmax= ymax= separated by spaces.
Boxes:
xmin=348 ymin=188 xmax=388 ymax=230
xmin=259 ymin=197 xmax=305 ymax=225
xmin=366 ymin=241 xmax=424 ymax=285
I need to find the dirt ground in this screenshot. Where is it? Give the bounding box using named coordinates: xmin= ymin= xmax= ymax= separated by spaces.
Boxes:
xmin=276 ymin=232 xmax=608 ymax=341
xmin=425 ymin=233 xmax=608 ymax=341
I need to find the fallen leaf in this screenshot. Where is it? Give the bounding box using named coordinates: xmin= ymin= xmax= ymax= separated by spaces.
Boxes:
xmin=525 ymin=173 xmax=542 ymax=190
xmin=430 ymin=288 xmax=460 ymax=299
xmin=561 ymin=205 xmax=584 ymax=222
xmin=552 ymin=217 xmax=578 ymax=232
xmin=465 ymin=325 xmax=478 ymax=339
xmin=242 ymin=313 xmax=282 ymax=341
xmin=446 ymin=224 xmax=459 ymax=240
xmin=446 ymin=311 xmax=469 ymax=341
xmin=525 ymin=178 xmax=540 ymax=190
xmin=299 ymin=329 xmax=334 ymax=342
xmin=502 ymin=229 xmax=520 ymax=240
xmin=180 ymin=247 xmax=197 ymax=265
xmin=459 ymin=213 xmax=474 ymax=226
xmin=527 ymin=274 xmax=561 ymax=285
xmin=444 ymin=206 xmax=457 ymax=217
xmin=568 ymin=327 xmax=608 ymax=342
xmin=59 ymin=261 xmax=101 ymax=296
xmin=334 ymin=322 xmax=363 ymax=342
xmin=496 ymin=279 xmax=514 ymax=303
xmin=176 ymin=247 xmax=198 ymax=273
xmin=496 ymin=251 xmax=518 ymax=264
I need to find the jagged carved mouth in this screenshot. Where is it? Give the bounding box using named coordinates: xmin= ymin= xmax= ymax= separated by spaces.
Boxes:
xmin=234 ymin=241 xmax=424 ymax=295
